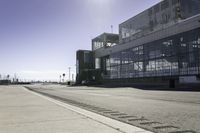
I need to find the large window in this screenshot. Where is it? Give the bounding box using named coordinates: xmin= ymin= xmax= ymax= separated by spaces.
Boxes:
xmin=107 ymin=28 xmax=200 ymax=79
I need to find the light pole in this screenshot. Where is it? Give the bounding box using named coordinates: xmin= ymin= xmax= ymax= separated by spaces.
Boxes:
xmin=72 ymin=74 xmax=74 ymax=82
xmin=111 ymin=25 xmax=113 ymax=33
xmin=59 ymin=75 xmax=62 ymax=83
xmin=62 ymin=73 xmax=65 ymax=82
xmin=68 ymin=67 xmax=71 ymax=81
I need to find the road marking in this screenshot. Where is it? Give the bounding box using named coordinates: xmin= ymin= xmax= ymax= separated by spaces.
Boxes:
xmin=24 ymin=88 xmax=153 ymax=133
xmin=57 ymin=90 xmax=111 ymax=97
xmin=86 ymin=93 xmax=111 ymax=97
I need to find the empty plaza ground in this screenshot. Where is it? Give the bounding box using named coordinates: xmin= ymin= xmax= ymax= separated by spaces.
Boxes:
xmin=28 ymin=84 xmax=200 ymax=132
xmin=0 ymin=85 xmax=127 ymax=133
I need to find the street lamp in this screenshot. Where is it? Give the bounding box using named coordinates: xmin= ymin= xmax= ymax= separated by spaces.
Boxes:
xmin=68 ymin=67 xmax=71 ymax=81
xmin=59 ymin=75 xmax=62 ymax=83
xmin=62 ymin=73 xmax=65 ymax=82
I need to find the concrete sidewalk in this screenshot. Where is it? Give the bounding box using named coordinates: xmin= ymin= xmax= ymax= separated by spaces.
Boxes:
xmin=0 ymin=85 xmax=121 ymax=133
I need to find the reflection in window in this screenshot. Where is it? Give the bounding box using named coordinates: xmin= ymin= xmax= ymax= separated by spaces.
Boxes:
xmin=95 ymin=58 xmax=100 ymax=69
xmin=108 ymin=28 xmax=200 ymax=79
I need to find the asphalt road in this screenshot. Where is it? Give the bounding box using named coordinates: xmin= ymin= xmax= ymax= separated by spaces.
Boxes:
xmin=28 ymin=84 xmax=200 ymax=133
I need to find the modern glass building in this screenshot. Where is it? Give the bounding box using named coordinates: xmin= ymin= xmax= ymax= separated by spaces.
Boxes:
xmin=76 ymin=0 xmax=200 ymax=87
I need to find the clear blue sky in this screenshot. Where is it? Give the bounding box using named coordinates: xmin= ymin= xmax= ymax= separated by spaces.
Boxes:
xmin=0 ymin=0 xmax=160 ymax=81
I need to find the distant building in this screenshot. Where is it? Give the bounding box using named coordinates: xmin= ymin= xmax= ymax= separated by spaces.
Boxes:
xmin=76 ymin=50 xmax=94 ymax=84
xmin=76 ymin=0 xmax=200 ymax=87
xmin=0 ymin=80 xmax=11 ymax=85
xmin=76 ymin=33 xmax=119 ymax=84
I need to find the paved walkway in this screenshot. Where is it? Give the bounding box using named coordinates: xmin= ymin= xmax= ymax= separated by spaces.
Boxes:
xmin=0 ymin=85 xmax=121 ymax=133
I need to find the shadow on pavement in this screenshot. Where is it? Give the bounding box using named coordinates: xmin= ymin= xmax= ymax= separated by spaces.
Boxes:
xmin=87 ymin=84 xmax=200 ymax=92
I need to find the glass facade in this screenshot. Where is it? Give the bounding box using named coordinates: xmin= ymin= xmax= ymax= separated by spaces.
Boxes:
xmin=119 ymin=0 xmax=180 ymax=44
xmin=181 ymin=0 xmax=200 ymax=19
xmin=119 ymin=0 xmax=200 ymax=44
xmin=104 ymin=28 xmax=200 ymax=79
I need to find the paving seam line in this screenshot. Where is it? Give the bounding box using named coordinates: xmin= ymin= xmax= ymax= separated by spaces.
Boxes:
xmin=23 ymin=87 xmax=154 ymax=133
